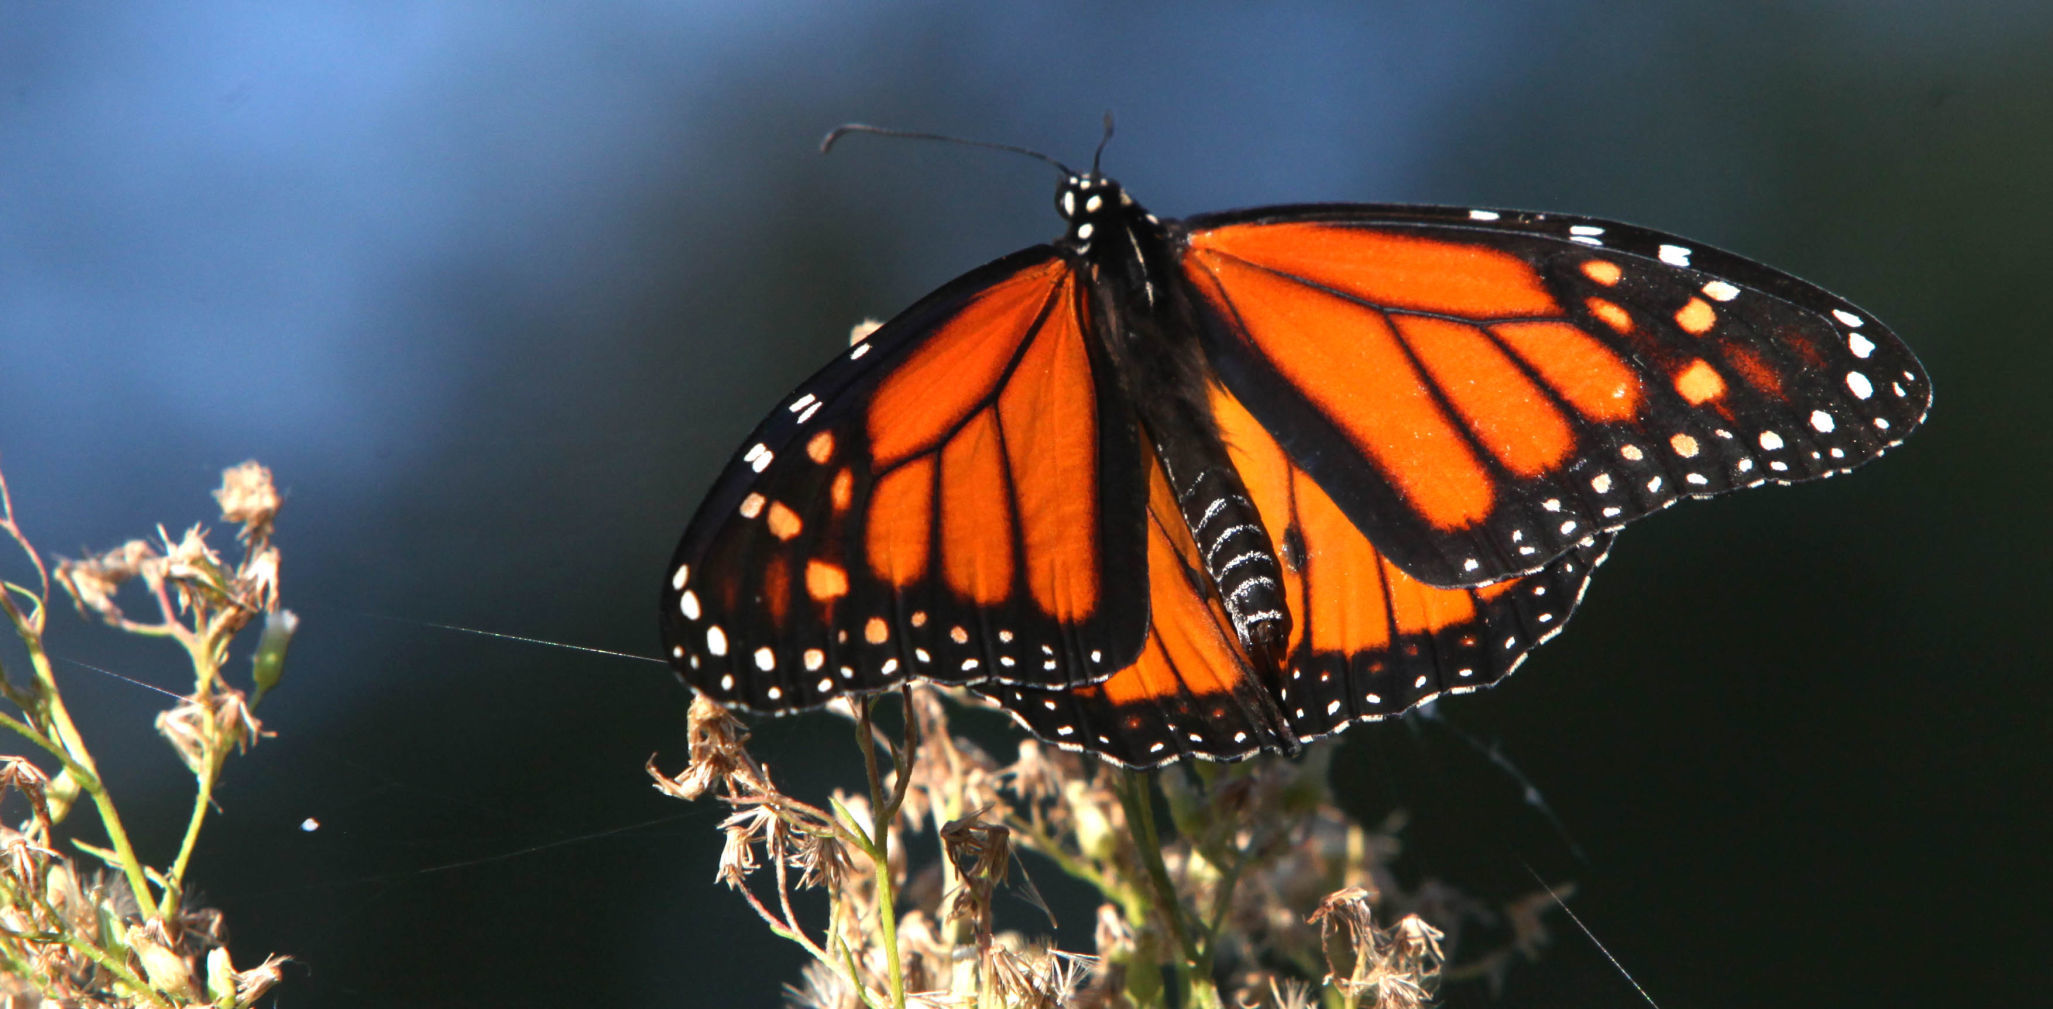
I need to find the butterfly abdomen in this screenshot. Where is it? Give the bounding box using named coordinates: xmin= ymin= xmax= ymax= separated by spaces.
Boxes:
xmin=1062 ymin=175 xmax=1298 ymax=675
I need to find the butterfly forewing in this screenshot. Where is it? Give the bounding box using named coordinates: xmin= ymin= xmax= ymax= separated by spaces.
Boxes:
xmin=662 ymin=247 xmax=1150 ymax=714
xmin=1181 ymin=205 xmax=1930 ymax=587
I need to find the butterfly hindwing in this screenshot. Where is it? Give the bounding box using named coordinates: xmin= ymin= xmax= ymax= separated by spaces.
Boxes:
xmin=1180 ymin=204 xmax=1930 ymax=587
xmin=1207 ymin=380 xmax=1616 ymax=740
xmin=973 ymin=442 xmax=1293 ymax=766
xmin=978 ymin=382 xmax=1616 ymax=769
xmin=663 ymin=248 xmax=1150 ymax=713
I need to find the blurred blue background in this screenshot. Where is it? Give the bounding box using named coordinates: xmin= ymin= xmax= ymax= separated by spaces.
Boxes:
xmin=2 ymin=3 xmax=2045 ymax=1005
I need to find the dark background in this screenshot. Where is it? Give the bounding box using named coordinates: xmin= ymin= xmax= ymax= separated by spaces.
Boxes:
xmin=1 ymin=4 xmax=2044 ymax=1006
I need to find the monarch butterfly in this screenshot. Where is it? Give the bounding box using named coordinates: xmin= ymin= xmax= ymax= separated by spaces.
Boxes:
xmin=660 ymin=125 xmax=1929 ymax=768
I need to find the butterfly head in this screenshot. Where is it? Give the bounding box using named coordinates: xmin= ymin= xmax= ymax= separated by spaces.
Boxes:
xmin=1057 ymin=173 xmax=1145 ymax=250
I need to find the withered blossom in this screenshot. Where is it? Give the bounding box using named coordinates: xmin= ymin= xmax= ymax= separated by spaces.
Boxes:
xmin=212 ymin=460 xmax=280 ymax=542
xmin=657 ymin=682 xmax=1570 ymax=1008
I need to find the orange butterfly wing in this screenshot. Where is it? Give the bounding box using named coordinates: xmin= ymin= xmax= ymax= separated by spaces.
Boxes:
xmin=662 ymin=249 xmax=1149 ymax=712
xmin=981 ymin=382 xmax=1613 ymax=768
xmin=975 ymin=442 xmax=1292 ymax=764
xmin=1181 ymin=207 xmax=1928 ymax=587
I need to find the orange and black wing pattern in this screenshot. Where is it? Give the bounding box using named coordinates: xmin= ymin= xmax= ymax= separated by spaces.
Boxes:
xmin=974 ymin=442 xmax=1294 ymax=765
xmin=979 ymin=384 xmax=1614 ymax=768
xmin=662 ymin=248 xmax=1149 ymax=713
xmin=665 ymin=163 xmax=1929 ymax=767
xmin=1181 ymin=206 xmax=1931 ymax=587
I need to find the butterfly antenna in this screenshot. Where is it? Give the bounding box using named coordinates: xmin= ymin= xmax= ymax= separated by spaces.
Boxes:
xmin=1092 ymin=111 xmax=1115 ymax=175
xmin=820 ymin=123 xmax=1077 ymax=176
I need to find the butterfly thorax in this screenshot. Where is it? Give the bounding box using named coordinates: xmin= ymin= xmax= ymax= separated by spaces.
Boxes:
xmin=1059 ymin=174 xmax=1294 ymax=674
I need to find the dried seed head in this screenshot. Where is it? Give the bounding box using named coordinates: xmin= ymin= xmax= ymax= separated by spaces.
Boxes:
xmin=242 ymin=544 xmax=283 ymax=612
xmin=657 ymin=693 xmax=758 ymax=801
xmin=214 ymin=460 xmax=281 ymax=542
xmin=232 ymin=953 xmax=291 ymax=1004
xmin=714 ymin=803 xmax=778 ymax=888
xmin=155 ymin=688 xmax=263 ymax=773
xmin=1308 ymin=887 xmax=1444 ymax=1009
xmin=785 ymin=959 xmax=855 ymax=1009
xmin=53 ymin=538 xmax=154 ymax=621
xmin=939 ymin=813 xmax=1011 ymax=927
xmin=790 ymin=827 xmax=854 ymax=893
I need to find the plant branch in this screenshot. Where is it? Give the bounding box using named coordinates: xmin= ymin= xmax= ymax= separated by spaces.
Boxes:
xmin=853 ymin=697 xmax=908 ymax=1009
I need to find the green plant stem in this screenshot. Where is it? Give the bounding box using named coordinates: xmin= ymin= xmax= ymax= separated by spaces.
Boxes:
xmin=2 ymin=643 xmax=157 ymax=914
xmin=854 ymin=700 xmax=907 ymax=1009
xmin=1200 ymin=842 xmax=1251 ymax=948
xmin=157 ymin=646 xmax=233 ymax=919
xmin=159 ymin=741 xmax=228 ymax=918
xmin=1117 ymin=771 xmax=1218 ymax=1009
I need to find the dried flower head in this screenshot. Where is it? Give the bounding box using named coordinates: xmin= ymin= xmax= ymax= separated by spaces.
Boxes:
xmin=155 ymin=688 xmax=264 ymax=773
xmin=213 ymin=460 xmax=280 ymax=543
xmin=52 ymin=538 xmax=155 ymax=622
xmin=659 ymin=693 xmax=761 ymax=801
xmin=658 ymin=680 xmax=1568 ymax=1009
xmin=1309 ymin=886 xmax=1446 ymax=1009
xmin=939 ymin=812 xmax=1011 ymax=927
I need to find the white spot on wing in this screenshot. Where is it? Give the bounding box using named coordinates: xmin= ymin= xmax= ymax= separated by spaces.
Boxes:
xmin=1810 ymin=410 xmax=1836 ymax=433
xmin=1469 ymin=209 xmax=1500 ymax=220
xmin=754 ymin=647 xmax=775 ymax=671
xmin=706 ymin=625 xmax=728 ymax=656
xmin=1759 ymin=430 xmax=1784 ymax=451
xmin=1658 ymin=244 xmax=1692 ymax=266
xmin=1832 ymin=309 xmax=1864 ymax=327
xmin=1849 ymin=333 xmax=1876 ymax=358
xmin=679 ymin=590 xmax=700 ymax=620
xmin=1847 ymin=371 xmax=1873 ymax=399
xmin=1702 ymin=280 xmax=1740 ymax=302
